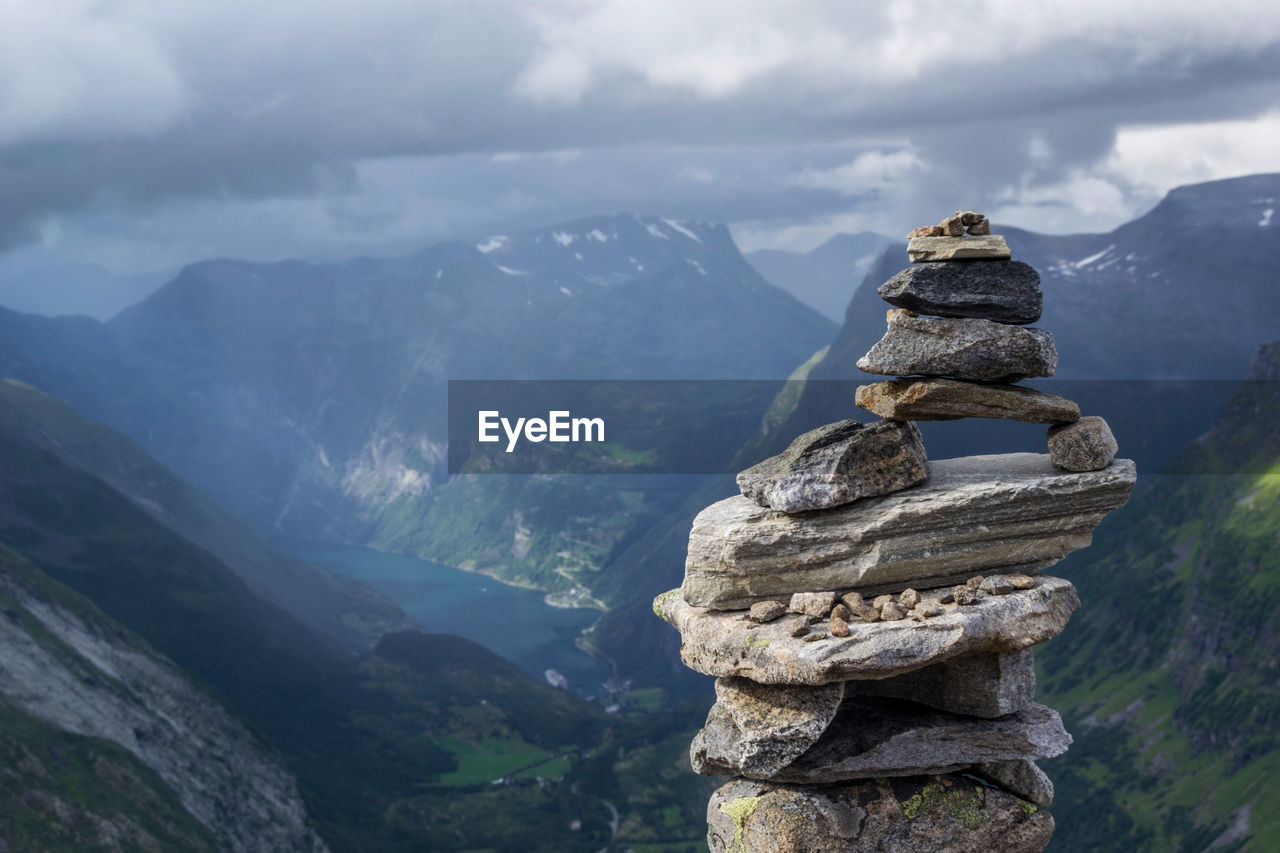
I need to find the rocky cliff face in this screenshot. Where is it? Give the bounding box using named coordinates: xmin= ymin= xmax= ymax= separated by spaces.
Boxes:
xmin=0 ymin=545 xmax=326 ymax=852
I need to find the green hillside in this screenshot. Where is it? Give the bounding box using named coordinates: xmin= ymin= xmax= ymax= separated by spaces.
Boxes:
xmin=1041 ymin=342 xmax=1280 ymax=851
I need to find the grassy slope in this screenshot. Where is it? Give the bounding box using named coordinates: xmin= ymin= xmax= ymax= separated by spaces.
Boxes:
xmin=1041 ymin=348 xmax=1280 ymax=851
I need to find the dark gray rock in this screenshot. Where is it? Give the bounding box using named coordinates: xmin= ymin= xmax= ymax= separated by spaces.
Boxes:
xmin=976 ymin=759 xmax=1055 ymax=806
xmin=849 ymin=650 xmax=1036 ymax=717
xmin=858 ymin=310 xmax=1057 ymax=382
xmin=737 ymin=419 xmax=927 ymax=513
xmin=857 ymin=377 xmax=1078 ymax=423
xmin=695 ymin=696 xmax=1071 ymax=782
xmin=707 ymin=774 xmax=1054 ymax=853
xmin=1048 ymin=416 xmax=1118 ymax=472
xmin=877 ymin=260 xmax=1042 ymax=324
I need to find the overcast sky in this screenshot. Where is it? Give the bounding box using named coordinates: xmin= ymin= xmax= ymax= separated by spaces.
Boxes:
xmin=3 ymin=0 xmax=1280 ymax=315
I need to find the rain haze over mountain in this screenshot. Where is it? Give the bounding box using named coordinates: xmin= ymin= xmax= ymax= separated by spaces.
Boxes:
xmin=3 ymin=0 xmax=1280 ymax=317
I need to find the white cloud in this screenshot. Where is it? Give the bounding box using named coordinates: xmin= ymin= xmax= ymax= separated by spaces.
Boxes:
xmin=1106 ymin=114 xmax=1280 ymax=196
xmin=786 ymin=149 xmax=926 ymax=195
xmin=0 ymin=0 xmax=185 ymax=144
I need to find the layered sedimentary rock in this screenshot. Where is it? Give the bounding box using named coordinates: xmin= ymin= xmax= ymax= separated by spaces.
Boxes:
xmin=878 ymin=260 xmax=1042 ymax=324
xmin=856 ymin=377 xmax=1079 ymax=424
xmin=858 ymin=310 xmax=1058 ymax=382
xmin=707 ymin=775 xmax=1055 ymax=853
xmin=683 ymin=454 xmax=1136 ymax=609
xmin=848 ymin=649 xmax=1036 ymax=717
xmin=656 ymin=576 xmax=1079 ymax=684
xmin=736 ymin=419 xmax=927 ymax=513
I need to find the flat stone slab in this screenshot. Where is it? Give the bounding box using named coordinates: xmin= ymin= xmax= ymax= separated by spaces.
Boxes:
xmin=707 ymin=774 xmax=1054 ymax=853
xmin=849 ymin=649 xmax=1035 ymax=718
xmin=656 ymin=575 xmax=1080 ymax=685
xmin=856 ymin=378 xmax=1079 ymax=424
xmin=695 ymin=696 xmax=1070 ymax=782
xmin=681 ymin=453 xmax=1135 ymax=610
xmin=736 ymin=419 xmax=926 ymax=513
xmin=908 ymin=234 xmax=1012 ymax=262
xmin=878 ymin=260 xmax=1042 ymax=324
xmin=858 ymin=310 xmax=1057 ymax=382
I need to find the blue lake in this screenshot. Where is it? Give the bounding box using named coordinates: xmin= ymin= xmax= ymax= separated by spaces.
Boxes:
xmin=280 ymin=541 xmax=610 ymax=696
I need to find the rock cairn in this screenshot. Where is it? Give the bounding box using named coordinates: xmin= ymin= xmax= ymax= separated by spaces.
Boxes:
xmin=654 ymin=214 xmax=1137 ymax=852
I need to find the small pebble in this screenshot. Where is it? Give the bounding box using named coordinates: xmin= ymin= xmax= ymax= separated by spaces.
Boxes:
xmin=939 ymin=590 xmax=955 ymax=604
xmin=831 ymin=603 xmax=852 ymax=622
xmin=841 ymin=591 xmax=866 ymax=612
xmin=790 ymin=623 xmax=810 ymax=638
xmin=966 ymin=576 xmax=985 ymax=590
xmin=857 ymin=605 xmax=881 ymax=623
xmin=803 ymin=631 xmax=829 ymax=643
xmin=872 ymin=594 xmax=894 ymax=610
xmin=749 ymin=600 xmax=787 ymax=623
xmin=829 ymin=617 xmax=851 ymax=638
xmin=954 ymin=586 xmax=978 ymax=606
xmin=899 ymin=588 xmax=920 ymax=609
xmin=917 ymin=604 xmax=942 ymax=618
xmin=881 ymin=601 xmax=908 ymax=621
xmin=789 ymin=591 xmax=837 ymax=618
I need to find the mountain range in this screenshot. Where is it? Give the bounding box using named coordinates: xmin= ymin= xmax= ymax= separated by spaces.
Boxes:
xmin=2 ymin=175 xmax=1280 ymax=849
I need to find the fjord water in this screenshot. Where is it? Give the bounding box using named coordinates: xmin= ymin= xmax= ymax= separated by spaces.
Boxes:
xmin=281 ymin=540 xmax=609 ymax=695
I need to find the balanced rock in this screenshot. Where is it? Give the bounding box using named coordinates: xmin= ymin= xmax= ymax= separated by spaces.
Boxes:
xmin=1048 ymin=416 xmax=1118 ymax=472
xmin=737 ymin=419 xmax=927 ymax=513
xmin=690 ymin=677 xmax=845 ymax=778
xmin=850 ymin=649 xmax=1034 ymax=717
xmin=877 ymin=260 xmax=1042 ymax=324
xmin=695 ymin=696 xmax=1071 ymax=782
xmin=707 ymin=775 xmax=1054 ymax=853
xmin=655 ymin=576 xmax=1079 ymax=684
xmin=908 ymin=234 xmax=1011 ymax=262
xmin=682 ymin=454 xmax=1136 ymax=610
xmin=857 ymin=377 xmax=1079 ymax=424
xmin=977 ymin=759 xmax=1055 ymax=807
xmin=858 ymin=310 xmax=1057 ymax=383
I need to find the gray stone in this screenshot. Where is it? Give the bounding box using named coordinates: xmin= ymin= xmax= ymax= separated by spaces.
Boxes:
xmin=981 ymin=575 xmax=1034 ymax=595
xmin=907 ymin=224 xmax=945 ymax=238
xmin=976 ymin=759 xmax=1055 ymax=806
xmin=803 ymin=631 xmax=828 ymax=642
xmin=695 ymin=697 xmax=1071 ymax=782
xmin=830 ymin=617 xmax=851 ymax=637
xmin=707 ymin=775 xmax=1054 ymax=853
xmin=1048 ymin=415 xmax=1118 ymax=472
xmin=736 ymin=419 xmax=927 ymax=512
xmin=691 ymin=678 xmax=845 ymax=778
xmin=967 ymin=218 xmax=991 ymax=235
xmin=789 ymin=591 xmax=836 ymax=617
xmin=849 ymin=649 xmax=1036 ymax=717
xmin=908 ymin=234 xmax=1011 ymax=262
xmin=682 ymin=453 xmax=1136 ymax=610
xmin=857 ymin=377 xmax=1077 ymax=423
xmin=748 ymin=600 xmax=787 ymax=623
xmin=954 ymin=586 xmax=979 ymax=606
xmin=956 ymin=210 xmax=985 ymax=226
xmin=877 ymin=260 xmax=1042 ymax=324
xmin=940 ymin=215 xmax=966 ymax=236
xmin=858 ymin=310 xmax=1057 ymax=383
xmin=899 ymin=588 xmax=921 ymax=609
xmin=881 ymin=601 xmax=908 ymax=621
xmin=840 ymin=591 xmax=866 ymax=612
xmin=655 ymin=576 xmax=1079 ymax=685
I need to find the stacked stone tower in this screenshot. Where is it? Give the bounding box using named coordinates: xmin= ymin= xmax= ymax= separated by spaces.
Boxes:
xmin=654 ymin=212 xmax=1137 ymax=852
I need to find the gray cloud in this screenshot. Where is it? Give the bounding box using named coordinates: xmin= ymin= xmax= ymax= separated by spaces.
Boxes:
xmin=2 ymin=0 xmax=1280 ymax=310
